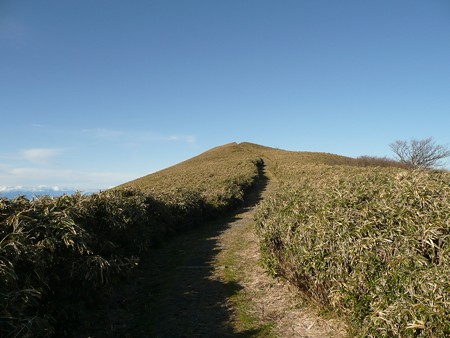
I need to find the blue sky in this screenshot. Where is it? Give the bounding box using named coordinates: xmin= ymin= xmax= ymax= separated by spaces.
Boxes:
xmin=1 ymin=0 xmax=450 ymax=190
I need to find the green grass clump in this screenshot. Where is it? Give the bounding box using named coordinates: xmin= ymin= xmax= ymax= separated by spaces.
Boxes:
xmin=255 ymin=167 xmax=450 ymax=337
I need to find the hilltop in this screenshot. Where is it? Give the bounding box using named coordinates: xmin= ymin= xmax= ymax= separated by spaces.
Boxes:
xmin=119 ymin=141 xmax=363 ymax=191
xmin=119 ymin=141 xmax=404 ymax=192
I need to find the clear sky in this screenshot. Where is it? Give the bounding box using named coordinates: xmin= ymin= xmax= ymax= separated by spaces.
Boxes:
xmin=1 ymin=0 xmax=450 ymax=190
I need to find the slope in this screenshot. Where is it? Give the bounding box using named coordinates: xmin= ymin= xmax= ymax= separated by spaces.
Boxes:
xmin=3 ymin=141 xmax=424 ymax=337
xmin=119 ymin=142 xmax=263 ymax=211
xmin=74 ymin=151 xmax=347 ymax=337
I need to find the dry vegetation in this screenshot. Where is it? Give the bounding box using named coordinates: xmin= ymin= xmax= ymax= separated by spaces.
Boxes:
xmin=120 ymin=142 xmax=262 ymax=212
xmin=253 ymin=144 xmax=450 ymax=337
xmin=0 ymin=143 xmax=262 ymax=337
xmin=2 ymin=141 xmax=448 ymax=337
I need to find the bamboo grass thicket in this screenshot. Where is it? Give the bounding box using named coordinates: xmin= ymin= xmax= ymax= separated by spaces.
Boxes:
xmin=0 ymin=143 xmax=263 ymax=337
xmin=255 ymin=166 xmax=450 ymax=337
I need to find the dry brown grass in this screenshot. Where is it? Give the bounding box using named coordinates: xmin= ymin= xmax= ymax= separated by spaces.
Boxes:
xmin=254 ymin=151 xmax=450 ymax=336
xmin=119 ymin=142 xmax=262 ymax=211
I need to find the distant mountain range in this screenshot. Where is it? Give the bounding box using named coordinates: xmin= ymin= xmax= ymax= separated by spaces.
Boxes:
xmin=0 ymin=187 xmax=96 ymax=200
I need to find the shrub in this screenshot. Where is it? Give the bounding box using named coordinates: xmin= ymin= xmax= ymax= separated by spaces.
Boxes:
xmin=0 ymin=143 xmax=263 ymax=337
xmin=0 ymin=193 xmax=141 ymax=337
xmin=354 ymin=155 xmax=409 ymax=168
xmin=255 ymin=168 xmax=450 ymax=336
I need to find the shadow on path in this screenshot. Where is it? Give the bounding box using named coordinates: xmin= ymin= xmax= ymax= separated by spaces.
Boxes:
xmin=75 ymin=163 xmax=269 ymax=337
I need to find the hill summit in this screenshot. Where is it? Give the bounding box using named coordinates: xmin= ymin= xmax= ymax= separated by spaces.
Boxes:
xmin=119 ymin=142 xmax=359 ymax=191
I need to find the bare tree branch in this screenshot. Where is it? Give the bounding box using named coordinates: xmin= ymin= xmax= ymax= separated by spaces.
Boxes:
xmin=389 ymin=138 xmax=450 ymax=169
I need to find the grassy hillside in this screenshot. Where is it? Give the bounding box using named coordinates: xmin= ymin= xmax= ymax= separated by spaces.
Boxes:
xmin=119 ymin=142 xmax=263 ymax=212
xmin=0 ymin=142 xmax=262 ymax=337
xmin=2 ymin=141 xmax=447 ymax=337
xmin=252 ymin=144 xmax=450 ymax=337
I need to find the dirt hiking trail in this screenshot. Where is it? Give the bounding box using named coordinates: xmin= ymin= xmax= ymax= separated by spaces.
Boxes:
xmin=75 ymin=164 xmax=346 ymax=337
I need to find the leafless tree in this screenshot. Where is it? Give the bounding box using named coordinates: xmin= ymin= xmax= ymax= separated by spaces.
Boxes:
xmin=389 ymin=138 xmax=450 ymax=169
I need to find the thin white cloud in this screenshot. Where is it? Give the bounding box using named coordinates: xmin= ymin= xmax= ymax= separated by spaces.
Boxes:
xmin=82 ymin=128 xmax=124 ymax=139
xmin=21 ymin=148 xmax=61 ymax=165
xmin=159 ymin=134 xmax=197 ymax=144
xmin=81 ymin=128 xmax=197 ymax=145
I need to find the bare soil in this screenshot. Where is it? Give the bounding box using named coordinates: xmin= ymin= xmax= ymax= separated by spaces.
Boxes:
xmin=74 ymin=164 xmax=347 ymax=337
